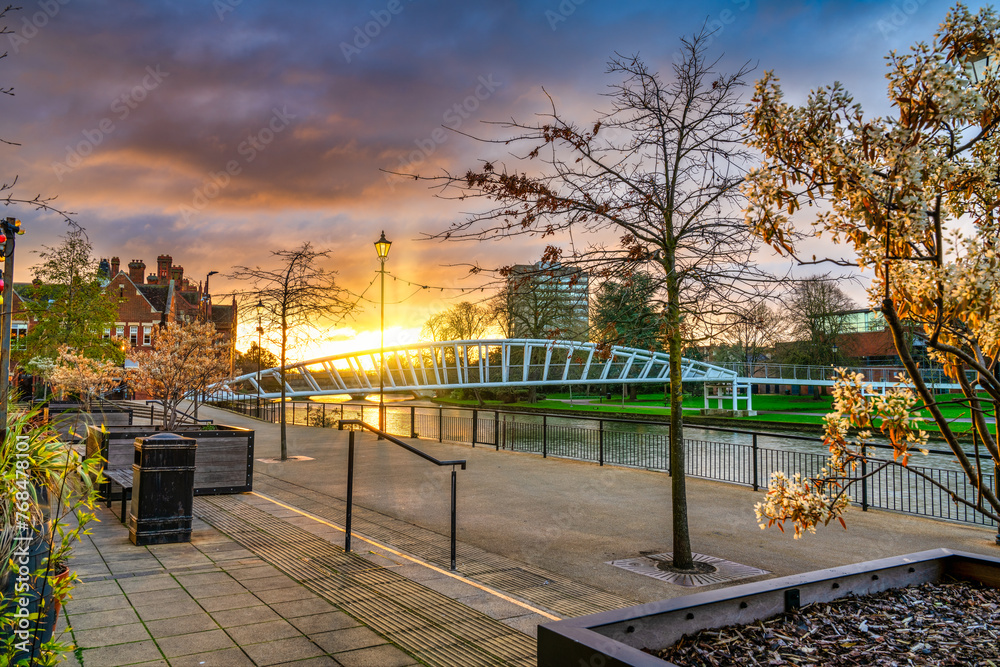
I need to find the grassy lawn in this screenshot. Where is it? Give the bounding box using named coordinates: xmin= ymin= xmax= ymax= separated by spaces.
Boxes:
xmin=434 ymin=391 xmax=994 ymax=435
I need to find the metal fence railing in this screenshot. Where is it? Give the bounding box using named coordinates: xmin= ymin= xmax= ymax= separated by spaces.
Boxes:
xmin=213 ymin=399 xmax=999 ymax=531
xmin=712 ymin=361 xmax=972 ymax=387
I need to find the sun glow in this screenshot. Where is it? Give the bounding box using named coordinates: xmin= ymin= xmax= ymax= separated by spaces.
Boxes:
xmin=290 ymin=326 xmax=424 ymax=362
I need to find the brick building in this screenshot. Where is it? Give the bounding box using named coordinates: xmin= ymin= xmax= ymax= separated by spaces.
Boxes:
xmin=9 ymin=254 xmax=237 ymax=372
xmin=101 ymin=255 xmax=237 ymax=368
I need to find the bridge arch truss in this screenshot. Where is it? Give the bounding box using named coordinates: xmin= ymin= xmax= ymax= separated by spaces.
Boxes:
xmin=221 ymin=339 xmax=738 ymax=400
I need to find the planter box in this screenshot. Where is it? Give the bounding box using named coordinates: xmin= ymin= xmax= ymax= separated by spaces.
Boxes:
xmin=86 ymin=424 xmax=254 ymax=495
xmin=41 ymin=402 xmax=134 ymax=440
xmin=537 ymin=548 xmax=1000 ymax=666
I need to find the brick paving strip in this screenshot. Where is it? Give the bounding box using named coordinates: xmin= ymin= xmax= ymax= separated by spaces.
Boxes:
xmin=251 ymin=473 xmax=637 ymax=619
xmin=196 ymin=494 xmax=538 ymax=666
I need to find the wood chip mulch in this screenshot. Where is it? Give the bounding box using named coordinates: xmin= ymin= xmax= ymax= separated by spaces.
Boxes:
xmin=654 ymin=579 xmax=1000 ymax=666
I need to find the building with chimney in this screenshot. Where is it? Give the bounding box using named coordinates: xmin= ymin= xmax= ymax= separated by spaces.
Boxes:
xmin=100 ymin=254 xmax=237 ymax=365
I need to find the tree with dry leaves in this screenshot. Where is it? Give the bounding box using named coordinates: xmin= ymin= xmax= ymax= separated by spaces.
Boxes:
xmin=396 ymin=30 xmax=774 ymax=571
xmin=129 ymin=321 xmax=231 ymax=430
xmin=229 ymin=243 xmax=354 ymax=460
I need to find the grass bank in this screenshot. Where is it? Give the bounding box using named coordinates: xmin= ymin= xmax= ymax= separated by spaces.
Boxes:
xmin=432 ymin=391 xmax=994 ymax=438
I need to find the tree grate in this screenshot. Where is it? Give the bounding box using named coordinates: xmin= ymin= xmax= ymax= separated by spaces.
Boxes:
xmin=606 ymin=552 xmax=770 ymax=587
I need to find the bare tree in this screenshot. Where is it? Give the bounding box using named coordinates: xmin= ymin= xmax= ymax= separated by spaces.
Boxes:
xmin=778 ymin=277 xmax=855 ymax=367
xmin=421 ymin=301 xmax=494 ymax=341
xmin=711 ymin=302 xmax=782 ymax=377
xmin=229 ymin=243 xmax=354 ymax=460
xmin=396 ymin=31 xmax=773 ymax=570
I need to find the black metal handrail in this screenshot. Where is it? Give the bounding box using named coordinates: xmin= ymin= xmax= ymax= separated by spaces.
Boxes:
xmin=337 ymin=419 xmax=466 ymax=570
xmin=144 ymin=400 xmax=214 ymax=425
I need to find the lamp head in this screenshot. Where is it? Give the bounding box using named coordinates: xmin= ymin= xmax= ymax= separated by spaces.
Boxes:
xmin=966 ymin=51 xmax=993 ymax=84
xmin=374 ymin=230 xmax=392 ymax=260
xmin=255 ymin=299 xmax=265 ymax=316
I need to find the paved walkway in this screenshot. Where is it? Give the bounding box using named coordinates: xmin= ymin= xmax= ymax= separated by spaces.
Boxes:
xmin=55 ymin=404 xmax=1000 ymax=665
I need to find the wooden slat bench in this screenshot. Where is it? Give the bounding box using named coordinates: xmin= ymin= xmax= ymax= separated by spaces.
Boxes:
xmin=103 ymin=468 xmax=133 ymax=524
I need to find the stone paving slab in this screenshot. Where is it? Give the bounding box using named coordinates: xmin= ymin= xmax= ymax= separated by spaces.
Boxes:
xmin=62 ymin=504 xmax=424 ymax=666
xmin=61 ymin=488 xmax=548 ymax=665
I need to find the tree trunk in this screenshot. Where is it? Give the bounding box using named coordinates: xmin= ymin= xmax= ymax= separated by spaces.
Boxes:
xmin=667 ymin=271 xmax=693 ymax=570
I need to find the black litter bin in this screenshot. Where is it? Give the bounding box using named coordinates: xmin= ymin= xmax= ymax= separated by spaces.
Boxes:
xmin=128 ymin=432 xmax=197 ymax=546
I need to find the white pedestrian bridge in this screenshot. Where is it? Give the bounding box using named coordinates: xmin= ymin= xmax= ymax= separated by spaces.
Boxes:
xmin=221 ymin=339 xmax=738 ymax=400
xmin=217 ymin=339 xmax=966 ymax=412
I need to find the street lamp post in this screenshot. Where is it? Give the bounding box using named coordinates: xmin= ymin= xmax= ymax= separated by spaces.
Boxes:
xmin=255 ymin=299 xmax=264 ymax=419
xmin=374 ymin=231 xmax=391 ymax=437
xmin=120 ymin=339 xmax=129 ymax=400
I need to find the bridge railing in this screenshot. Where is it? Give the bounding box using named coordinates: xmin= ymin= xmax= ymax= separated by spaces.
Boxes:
xmin=712 ymin=362 xmax=969 ymax=386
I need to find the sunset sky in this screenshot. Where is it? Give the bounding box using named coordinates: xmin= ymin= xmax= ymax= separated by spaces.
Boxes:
xmin=0 ymin=0 xmax=956 ymax=359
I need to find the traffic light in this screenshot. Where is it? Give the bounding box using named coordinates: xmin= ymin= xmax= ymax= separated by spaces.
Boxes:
xmin=1 ymin=217 xmax=21 ymax=237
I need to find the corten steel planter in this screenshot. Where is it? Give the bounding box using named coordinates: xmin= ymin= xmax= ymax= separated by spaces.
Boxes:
xmin=537 ymin=549 xmax=1000 ymax=667
xmin=86 ymin=424 xmax=254 ymax=495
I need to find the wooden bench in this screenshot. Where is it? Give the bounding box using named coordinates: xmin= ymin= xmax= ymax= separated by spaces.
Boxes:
xmin=103 ymin=468 xmax=133 ymax=524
